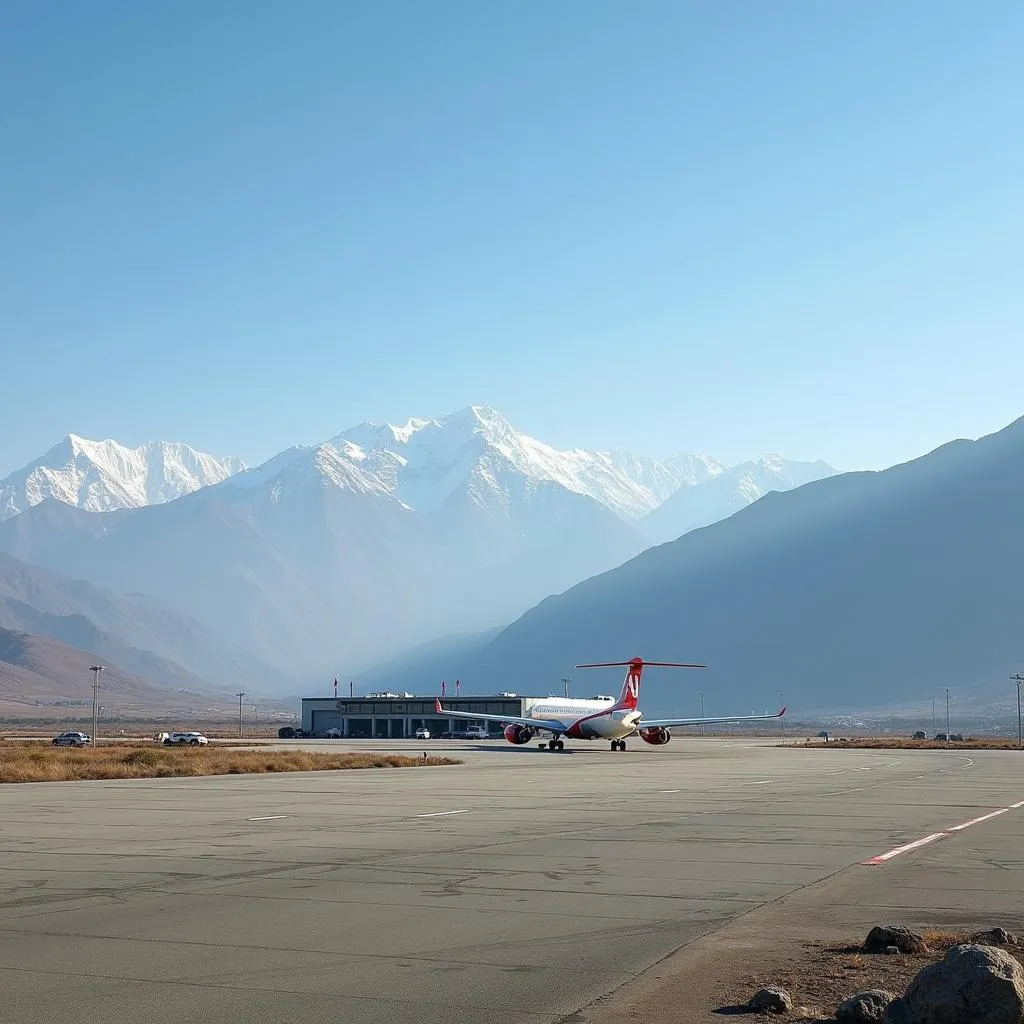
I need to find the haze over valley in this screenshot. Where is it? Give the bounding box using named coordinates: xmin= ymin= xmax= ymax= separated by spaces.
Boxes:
xmin=1 ymin=406 xmax=1022 ymax=718
xmin=0 ymin=406 xmax=835 ymax=698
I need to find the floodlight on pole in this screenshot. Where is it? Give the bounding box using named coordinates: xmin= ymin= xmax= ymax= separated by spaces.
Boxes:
xmin=1013 ymin=674 xmax=1024 ymax=750
xmin=945 ymin=687 xmax=950 ymax=747
xmin=89 ymin=665 xmax=104 ymax=747
xmin=236 ymin=692 xmax=246 ymax=738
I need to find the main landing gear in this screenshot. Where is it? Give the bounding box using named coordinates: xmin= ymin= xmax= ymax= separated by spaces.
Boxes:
xmin=610 ymin=740 xmax=626 ymax=751
xmin=539 ymin=738 xmax=565 ymax=751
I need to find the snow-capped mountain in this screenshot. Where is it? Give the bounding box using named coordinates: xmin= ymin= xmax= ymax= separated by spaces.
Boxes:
xmin=640 ymin=454 xmax=838 ymax=543
xmin=330 ymin=405 xmax=721 ymax=521
xmin=0 ymin=435 xmax=246 ymax=520
xmin=0 ymin=406 xmax=836 ymax=682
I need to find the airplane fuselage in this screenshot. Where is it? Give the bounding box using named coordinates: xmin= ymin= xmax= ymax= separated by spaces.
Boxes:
xmin=525 ymin=698 xmax=642 ymax=739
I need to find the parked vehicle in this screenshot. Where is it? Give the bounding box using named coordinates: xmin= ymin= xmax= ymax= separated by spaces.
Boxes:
xmin=162 ymin=731 xmax=208 ymax=746
xmin=277 ymin=726 xmax=307 ymax=738
xmin=52 ymin=731 xmax=90 ymax=747
xmin=414 ymin=727 xmax=430 ymax=739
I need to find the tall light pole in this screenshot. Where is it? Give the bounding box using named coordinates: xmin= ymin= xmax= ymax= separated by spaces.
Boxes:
xmin=945 ymin=687 xmax=950 ymax=747
xmin=89 ymin=665 xmax=104 ymax=747
xmin=561 ymin=677 xmax=570 ymax=699
xmin=699 ymin=691 xmax=704 ymax=736
xmin=1012 ymin=674 xmax=1023 ymax=749
xmin=780 ymin=692 xmax=784 ymax=740
xmin=235 ymin=692 xmax=246 ymax=738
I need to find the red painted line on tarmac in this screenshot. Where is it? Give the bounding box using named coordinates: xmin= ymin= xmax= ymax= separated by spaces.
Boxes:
xmin=864 ymin=833 xmax=945 ymax=865
xmin=865 ymin=801 xmax=1024 ymax=866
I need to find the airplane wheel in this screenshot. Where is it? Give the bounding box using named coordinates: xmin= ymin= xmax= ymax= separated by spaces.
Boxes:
xmin=610 ymin=741 xmax=617 ymax=751
xmin=556 ymin=740 xmax=564 ymax=750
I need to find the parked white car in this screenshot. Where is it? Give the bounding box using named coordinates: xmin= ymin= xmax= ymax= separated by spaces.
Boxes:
xmin=414 ymin=727 xmax=430 ymax=739
xmin=52 ymin=731 xmax=90 ymax=747
xmin=162 ymin=731 xmax=208 ymax=746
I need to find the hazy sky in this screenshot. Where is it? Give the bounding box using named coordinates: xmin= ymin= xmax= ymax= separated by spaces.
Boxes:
xmin=2 ymin=1 xmax=1021 ymax=477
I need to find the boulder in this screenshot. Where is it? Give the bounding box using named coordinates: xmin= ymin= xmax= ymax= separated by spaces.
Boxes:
xmin=748 ymin=986 xmax=793 ymax=1013
xmin=887 ymin=943 xmax=1024 ymax=1024
xmin=883 ymin=1001 xmax=912 ymax=1024
xmin=837 ymin=989 xmax=895 ymax=1021
xmin=863 ymin=926 xmax=928 ymax=955
xmin=974 ymin=927 xmax=1019 ymax=946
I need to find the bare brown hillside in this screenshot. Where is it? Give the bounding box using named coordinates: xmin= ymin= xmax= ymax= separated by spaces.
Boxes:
xmin=0 ymin=627 xmax=232 ymax=718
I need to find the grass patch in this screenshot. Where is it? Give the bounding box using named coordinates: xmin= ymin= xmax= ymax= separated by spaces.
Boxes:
xmin=0 ymin=745 xmax=461 ymax=783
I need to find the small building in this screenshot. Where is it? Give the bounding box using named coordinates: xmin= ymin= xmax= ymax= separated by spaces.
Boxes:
xmin=300 ymin=692 xmax=541 ymax=739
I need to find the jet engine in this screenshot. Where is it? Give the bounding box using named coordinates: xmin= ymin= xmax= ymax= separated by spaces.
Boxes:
xmin=638 ymin=726 xmax=671 ymax=745
xmin=503 ymin=723 xmax=535 ymax=745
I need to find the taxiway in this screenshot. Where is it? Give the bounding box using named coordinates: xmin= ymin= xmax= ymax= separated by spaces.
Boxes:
xmin=1 ymin=739 xmax=1022 ymax=1023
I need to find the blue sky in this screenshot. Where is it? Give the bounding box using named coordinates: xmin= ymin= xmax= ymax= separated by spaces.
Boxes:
xmin=2 ymin=0 xmax=1022 ymax=476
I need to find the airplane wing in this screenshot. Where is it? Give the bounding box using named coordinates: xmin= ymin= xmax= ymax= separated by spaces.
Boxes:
xmin=637 ymin=706 xmax=787 ymax=729
xmin=434 ymin=699 xmax=571 ymax=735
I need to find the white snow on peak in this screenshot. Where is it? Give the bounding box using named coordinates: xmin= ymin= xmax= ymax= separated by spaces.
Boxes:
xmin=222 ymin=442 xmax=403 ymax=506
xmin=0 ymin=436 xmax=247 ymax=521
xmin=326 ymin=405 xmax=720 ymax=519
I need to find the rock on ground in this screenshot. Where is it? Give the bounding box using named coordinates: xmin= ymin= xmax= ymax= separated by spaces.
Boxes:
xmin=748 ymin=986 xmax=793 ymax=1013
xmin=884 ymin=943 xmax=1024 ymax=1024
xmin=837 ymin=988 xmax=895 ymax=1021
xmin=863 ymin=926 xmax=928 ymax=955
xmin=974 ymin=928 xmax=1019 ymax=946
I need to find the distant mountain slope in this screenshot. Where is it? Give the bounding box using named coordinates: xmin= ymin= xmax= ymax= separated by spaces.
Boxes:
xmin=0 ymin=435 xmax=245 ymax=520
xmin=0 ymin=406 xmax=833 ymax=681
xmin=438 ymin=415 xmax=1024 ymax=715
xmin=0 ymin=627 xmax=223 ymax=716
xmin=0 ymin=553 xmax=282 ymax=693
xmin=640 ymin=455 xmax=837 ymax=543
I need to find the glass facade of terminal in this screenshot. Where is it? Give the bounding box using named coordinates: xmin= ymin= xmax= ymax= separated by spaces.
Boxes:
xmin=301 ymin=695 xmax=529 ymax=738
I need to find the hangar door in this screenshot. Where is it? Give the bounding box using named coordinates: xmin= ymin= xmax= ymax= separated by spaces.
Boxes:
xmin=311 ymin=710 xmax=343 ymax=735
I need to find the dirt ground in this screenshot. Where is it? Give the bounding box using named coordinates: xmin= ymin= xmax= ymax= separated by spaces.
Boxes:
xmin=722 ymin=928 xmax=1023 ymax=1021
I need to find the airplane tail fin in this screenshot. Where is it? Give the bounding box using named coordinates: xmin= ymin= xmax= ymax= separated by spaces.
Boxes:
xmin=574 ymin=658 xmax=706 ymax=711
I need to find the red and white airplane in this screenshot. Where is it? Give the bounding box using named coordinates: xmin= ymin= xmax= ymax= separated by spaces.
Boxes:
xmin=434 ymin=657 xmax=787 ymax=751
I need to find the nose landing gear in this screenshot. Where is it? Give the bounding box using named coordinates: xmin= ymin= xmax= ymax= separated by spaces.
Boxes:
xmin=610 ymin=740 xmax=626 ymax=751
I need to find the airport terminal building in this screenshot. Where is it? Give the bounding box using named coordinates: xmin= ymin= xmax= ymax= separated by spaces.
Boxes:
xmin=300 ymin=692 xmax=542 ymax=739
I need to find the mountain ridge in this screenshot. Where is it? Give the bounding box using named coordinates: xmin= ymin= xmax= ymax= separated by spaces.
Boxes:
xmin=0 ymin=435 xmax=246 ymax=521
xmin=369 ymin=413 xmax=1024 ymax=714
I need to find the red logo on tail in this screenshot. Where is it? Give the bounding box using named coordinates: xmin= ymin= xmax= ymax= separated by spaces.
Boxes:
xmin=618 ymin=660 xmax=643 ymax=709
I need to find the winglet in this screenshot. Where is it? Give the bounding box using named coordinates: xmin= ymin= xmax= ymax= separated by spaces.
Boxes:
xmin=778 ymin=706 xmax=787 ymax=717
xmin=435 ymin=698 xmax=443 ymax=713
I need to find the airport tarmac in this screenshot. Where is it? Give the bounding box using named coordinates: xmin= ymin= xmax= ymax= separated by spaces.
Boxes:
xmin=1 ymin=739 xmax=1022 ymax=1023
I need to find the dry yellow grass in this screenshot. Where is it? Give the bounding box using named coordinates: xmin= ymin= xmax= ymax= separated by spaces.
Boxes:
xmin=800 ymin=738 xmax=1023 ymax=750
xmin=0 ymin=745 xmax=460 ymax=783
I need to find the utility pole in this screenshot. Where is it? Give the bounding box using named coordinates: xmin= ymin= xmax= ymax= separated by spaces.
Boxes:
xmin=780 ymin=692 xmax=784 ymax=740
xmin=700 ymin=691 xmax=704 ymax=736
xmin=945 ymin=687 xmax=950 ymax=747
xmin=932 ymin=697 xmax=936 ymax=737
xmin=235 ymin=692 xmax=246 ymax=738
xmin=1012 ymin=675 xmax=1023 ymax=750
xmin=89 ymin=665 xmax=104 ymax=747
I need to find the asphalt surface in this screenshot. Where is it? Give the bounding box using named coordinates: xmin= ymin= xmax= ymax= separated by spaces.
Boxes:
xmin=1 ymin=738 xmax=1023 ymax=1023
